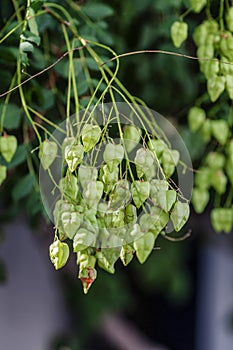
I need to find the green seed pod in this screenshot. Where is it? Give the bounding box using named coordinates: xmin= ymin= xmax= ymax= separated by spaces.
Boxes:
xmin=211 ymin=208 xmax=233 ymax=233
xmin=220 ymin=32 xmax=233 ymax=61
xmin=192 ymin=187 xmax=209 ymax=213
xmin=81 ymin=124 xmax=102 ymax=152
xmin=158 ymin=190 xmax=177 ymax=213
xmin=131 ymin=181 xmax=150 ymax=208
xmin=193 ymin=20 xmax=218 ymax=47
xmin=73 ymin=228 xmax=95 ymax=252
xmin=134 ymin=148 xmax=155 ymax=178
xmin=123 ymin=125 xmax=142 ymax=153
xmin=220 ymin=56 xmax=233 ymax=76
xmin=200 ymin=119 xmax=211 ymax=143
xmin=171 ymin=21 xmax=188 ymax=48
xmin=65 ymin=143 xmax=84 ymax=172
xmin=190 ymin=0 xmax=207 ymax=13
xmin=0 ymin=165 xmax=7 ymax=185
xmin=83 ymin=180 xmax=103 ymax=208
xmin=226 ymin=7 xmax=233 ymax=32
xmin=211 ymin=120 xmax=229 ymax=145
xmin=150 ymin=206 xmax=169 ymax=235
xmin=197 ymin=43 xmax=214 ymax=59
xmin=226 ymin=159 xmax=233 ymax=185
xmin=59 ymin=173 xmax=79 ymax=201
xmin=101 ymin=164 xmax=119 ymax=194
xmin=109 ymin=179 xmax=131 ymax=210
xmin=170 ymin=201 xmax=190 ymax=232
xmin=202 ymin=60 xmax=220 ymax=80
xmin=78 ymin=165 xmax=98 ymax=189
xmin=103 ymin=143 xmax=124 ymax=172
xmin=96 ymin=247 xmax=121 ymax=274
xmin=150 ymin=179 xmax=169 ymax=205
xmin=62 ymin=137 xmax=75 ymax=158
xmin=148 ymin=139 xmax=168 ymax=159
xmin=133 ymin=232 xmax=155 ymax=264
xmin=188 ymin=107 xmax=206 ymax=132
xmin=0 ymin=135 xmax=17 ymax=163
xmin=225 ymin=74 xmax=233 ymax=99
xmin=61 ymin=211 xmax=81 ymax=239
xmin=161 ymin=149 xmax=179 ymax=177
xmin=207 ymin=76 xmax=225 ymax=102
xmin=105 ymin=209 xmax=125 ymax=229
xmin=120 ymin=244 xmax=135 ymax=266
xmin=78 ymin=266 xmax=97 ymax=294
xmin=125 ymin=204 xmax=137 ymax=224
xmin=227 ymin=140 xmax=233 ymax=163
xmin=205 ymin=152 xmax=225 ymax=169
xmin=39 ymin=140 xmax=57 ymax=170
xmin=210 ymin=169 xmax=227 ymax=195
xmin=49 ymin=240 xmax=69 ymax=270
xmin=194 ymin=167 xmax=211 ymax=189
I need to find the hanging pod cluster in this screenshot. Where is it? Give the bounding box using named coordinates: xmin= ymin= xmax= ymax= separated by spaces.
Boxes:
xmin=40 ymin=118 xmax=190 ymax=294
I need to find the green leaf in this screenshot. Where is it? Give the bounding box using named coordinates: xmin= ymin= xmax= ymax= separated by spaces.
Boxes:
xmin=0 ymin=103 xmax=22 ymax=130
xmin=170 ymin=201 xmax=190 ymax=231
xmin=132 ymin=181 xmax=150 ymax=208
xmin=83 ymin=3 xmax=114 ymax=20
xmin=20 ymin=31 xmax=40 ymax=46
xmin=171 ymin=21 xmax=188 ymax=48
xmin=20 ymin=41 xmax=34 ymax=53
xmin=150 ymin=179 xmax=169 ymax=205
xmin=0 ymin=135 xmax=17 ymax=163
xmin=49 ymin=240 xmax=69 ymax=270
xmin=39 ymin=140 xmax=57 ymax=170
xmin=211 ymin=120 xmax=229 ymax=145
xmin=133 ymin=232 xmax=155 ymax=264
xmin=192 ymin=187 xmax=209 ymax=213
xmin=28 ymin=7 xmax=39 ymax=37
xmin=207 ymin=76 xmax=225 ymax=102
xmin=188 ymin=106 xmax=206 ymax=132
xmin=0 ymin=165 xmax=7 ymax=185
xmin=81 ymin=124 xmax=102 ymax=152
xmin=12 ymin=173 xmax=35 ymax=201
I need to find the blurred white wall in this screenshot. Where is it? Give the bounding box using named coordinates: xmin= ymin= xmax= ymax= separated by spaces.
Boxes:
xmin=0 ymin=216 xmax=69 ymax=350
xmin=196 ymin=236 xmax=233 ymax=350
